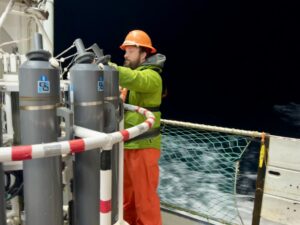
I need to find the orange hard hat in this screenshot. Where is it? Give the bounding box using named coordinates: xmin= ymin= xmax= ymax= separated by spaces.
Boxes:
xmin=120 ymin=30 xmax=157 ymax=54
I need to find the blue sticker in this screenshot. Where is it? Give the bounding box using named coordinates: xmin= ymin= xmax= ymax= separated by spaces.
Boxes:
xmin=37 ymin=75 xmax=50 ymax=93
xmin=98 ymin=76 xmax=104 ymax=91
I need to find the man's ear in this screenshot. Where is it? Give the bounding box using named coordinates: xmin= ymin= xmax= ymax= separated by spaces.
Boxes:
xmin=141 ymin=51 xmax=147 ymax=61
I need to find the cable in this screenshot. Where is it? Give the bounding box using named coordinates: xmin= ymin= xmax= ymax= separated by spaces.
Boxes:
xmin=4 ymin=172 xmax=11 ymax=191
xmin=5 ymin=171 xmax=23 ymax=201
xmin=60 ymin=52 xmax=78 ymax=62
xmin=60 ymin=54 xmax=76 ymax=79
xmin=55 ymin=44 xmax=75 ymax=59
xmin=6 ymin=183 xmax=23 ymax=201
xmin=0 ymin=0 xmax=15 ymax=30
xmin=0 ymin=38 xmax=31 ymax=48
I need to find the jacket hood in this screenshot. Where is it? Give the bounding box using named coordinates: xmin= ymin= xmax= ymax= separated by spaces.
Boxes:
xmin=141 ymin=53 xmax=166 ymax=68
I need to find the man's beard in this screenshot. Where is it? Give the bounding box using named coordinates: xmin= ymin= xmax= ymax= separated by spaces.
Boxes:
xmin=123 ymin=59 xmax=140 ymax=69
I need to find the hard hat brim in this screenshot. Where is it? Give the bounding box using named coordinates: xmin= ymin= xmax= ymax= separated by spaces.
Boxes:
xmin=120 ymin=44 xmax=157 ymax=54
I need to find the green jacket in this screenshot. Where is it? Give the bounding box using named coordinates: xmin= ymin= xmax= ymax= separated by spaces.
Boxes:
xmin=117 ymin=53 xmax=166 ymax=150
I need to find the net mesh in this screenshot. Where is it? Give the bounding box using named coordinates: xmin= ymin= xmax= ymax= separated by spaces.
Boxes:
xmin=158 ymin=121 xmax=261 ymax=225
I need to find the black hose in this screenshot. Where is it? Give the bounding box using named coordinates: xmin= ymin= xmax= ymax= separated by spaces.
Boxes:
xmin=5 ymin=171 xmax=23 ymax=201
xmin=4 ymin=172 xmax=11 ymax=191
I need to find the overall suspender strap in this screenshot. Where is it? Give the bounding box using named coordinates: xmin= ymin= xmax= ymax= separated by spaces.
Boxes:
xmin=127 ymin=127 xmax=161 ymax=142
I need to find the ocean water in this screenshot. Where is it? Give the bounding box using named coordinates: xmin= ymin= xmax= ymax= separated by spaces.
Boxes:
xmin=158 ymin=128 xmax=279 ymax=225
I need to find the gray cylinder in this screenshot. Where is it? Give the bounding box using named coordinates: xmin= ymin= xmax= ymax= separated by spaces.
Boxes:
xmin=70 ymin=63 xmax=103 ymax=225
xmin=0 ymin=102 xmax=6 ymax=225
xmin=102 ymin=65 xmax=120 ymax=224
xmin=19 ymin=33 xmax=63 ymax=225
xmin=11 ymin=92 xmax=21 ymax=145
xmin=103 ymin=66 xmax=119 ymax=113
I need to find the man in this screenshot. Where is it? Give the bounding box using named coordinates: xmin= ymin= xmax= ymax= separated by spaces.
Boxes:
xmin=111 ymin=30 xmax=166 ymax=225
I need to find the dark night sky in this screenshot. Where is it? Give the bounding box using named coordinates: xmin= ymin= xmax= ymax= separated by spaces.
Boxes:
xmin=55 ymin=1 xmax=300 ymax=138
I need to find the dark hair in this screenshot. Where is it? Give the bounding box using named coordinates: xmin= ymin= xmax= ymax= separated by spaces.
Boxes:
xmin=139 ymin=47 xmax=153 ymax=57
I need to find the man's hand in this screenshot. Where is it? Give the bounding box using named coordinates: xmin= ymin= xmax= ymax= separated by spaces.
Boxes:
xmin=119 ymin=86 xmax=128 ymax=102
xmin=108 ymin=61 xmax=118 ymax=69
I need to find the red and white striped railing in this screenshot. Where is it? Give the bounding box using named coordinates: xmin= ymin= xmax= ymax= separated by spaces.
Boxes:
xmin=0 ymin=103 xmax=155 ymax=225
xmin=0 ymin=104 xmax=155 ymax=162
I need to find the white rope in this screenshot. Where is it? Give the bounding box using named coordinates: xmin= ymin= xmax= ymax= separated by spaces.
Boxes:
xmin=161 ymin=119 xmax=264 ymax=138
xmin=0 ymin=38 xmax=31 ymax=48
xmin=0 ymin=0 xmax=15 ymax=30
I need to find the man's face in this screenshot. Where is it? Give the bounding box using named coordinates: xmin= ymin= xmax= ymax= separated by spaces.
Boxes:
xmin=123 ymin=46 xmax=145 ymax=69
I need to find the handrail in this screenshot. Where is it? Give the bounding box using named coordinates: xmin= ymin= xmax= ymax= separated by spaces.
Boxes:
xmin=0 ymin=104 xmax=155 ymax=162
xmin=161 ymin=119 xmax=264 ymax=138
